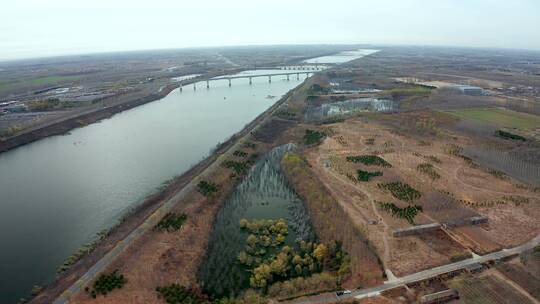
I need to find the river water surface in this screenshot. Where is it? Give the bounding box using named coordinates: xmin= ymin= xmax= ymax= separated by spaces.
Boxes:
xmin=0 ymin=70 xmax=303 ymax=303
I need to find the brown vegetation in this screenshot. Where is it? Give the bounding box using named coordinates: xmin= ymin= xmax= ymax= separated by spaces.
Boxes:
xmin=281 ymin=152 xmax=385 ymax=288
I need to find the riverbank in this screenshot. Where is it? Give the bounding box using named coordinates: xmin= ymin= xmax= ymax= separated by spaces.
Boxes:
xmin=0 ymin=69 xmax=243 ymax=154
xmin=30 ymin=74 xmax=306 ymax=304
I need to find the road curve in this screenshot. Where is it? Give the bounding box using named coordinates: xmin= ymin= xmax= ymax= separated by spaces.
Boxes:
xmin=288 ymin=234 xmax=540 ymax=304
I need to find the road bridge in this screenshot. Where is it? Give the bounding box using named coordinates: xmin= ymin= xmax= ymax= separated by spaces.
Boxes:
xmin=180 ymin=71 xmax=315 ymax=91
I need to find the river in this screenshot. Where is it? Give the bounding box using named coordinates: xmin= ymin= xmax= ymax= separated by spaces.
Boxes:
xmin=0 ymin=69 xmax=304 ymax=303
xmin=303 ymin=49 xmax=379 ymax=64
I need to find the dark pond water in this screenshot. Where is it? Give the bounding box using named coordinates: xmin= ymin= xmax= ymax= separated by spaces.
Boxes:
xmin=199 ymin=144 xmax=316 ymax=297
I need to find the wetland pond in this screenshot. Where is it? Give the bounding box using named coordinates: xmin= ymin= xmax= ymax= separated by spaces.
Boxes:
xmin=199 ymin=144 xmax=316 ymax=297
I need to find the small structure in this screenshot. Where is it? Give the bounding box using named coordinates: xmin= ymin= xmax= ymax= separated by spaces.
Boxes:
xmin=444 ymin=216 xmax=488 ymax=228
xmin=465 ymin=263 xmax=484 ymax=274
xmin=420 ymin=289 xmax=459 ymax=304
xmin=456 ymin=85 xmax=483 ymax=96
xmin=393 ymin=223 xmax=441 ymax=237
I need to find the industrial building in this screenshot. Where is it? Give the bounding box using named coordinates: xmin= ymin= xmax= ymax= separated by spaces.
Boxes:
xmin=456 ymin=85 xmax=483 ymax=96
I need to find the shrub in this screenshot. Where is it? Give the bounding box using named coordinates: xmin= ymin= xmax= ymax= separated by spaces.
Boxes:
xmin=318 ymin=117 xmax=345 ymax=125
xmin=496 ymin=130 xmax=526 ymax=141
xmin=416 ymin=163 xmax=440 ymax=180
xmin=450 ymin=253 xmax=470 ymax=262
xmin=88 ymin=270 xmax=126 ymax=297
xmin=233 ymin=150 xmax=248 ymax=158
xmin=356 ymin=169 xmax=382 ymax=182
xmin=378 ymin=202 xmax=422 ymax=224
xmin=275 ymin=110 xmax=296 ymax=119
xmin=222 ymin=160 xmax=249 ymax=175
xmin=155 ymin=213 xmax=187 ymax=232
xmin=308 ymin=84 xmax=329 ymax=94
xmin=243 ymin=142 xmax=256 ymax=149
xmin=197 ymin=180 xmax=219 ymax=196
xmin=346 ymin=155 xmax=391 ymax=168
xmin=156 ymin=284 xmax=204 ymax=304
xmin=364 ymin=138 xmax=375 ymax=145
xmin=378 ymin=182 xmax=421 ymax=202
xmin=304 ymin=129 xmax=326 ymax=145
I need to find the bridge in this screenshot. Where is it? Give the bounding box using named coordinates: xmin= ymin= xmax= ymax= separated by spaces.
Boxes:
xmin=179 ymin=71 xmax=316 ymax=91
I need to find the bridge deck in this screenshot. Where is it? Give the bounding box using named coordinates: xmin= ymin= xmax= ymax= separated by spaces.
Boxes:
xmin=211 ymin=71 xmax=315 ymax=80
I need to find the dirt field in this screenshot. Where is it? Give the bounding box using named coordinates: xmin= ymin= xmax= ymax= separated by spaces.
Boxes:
xmin=302 ymin=112 xmax=540 ymax=276
xmin=496 ymin=256 xmax=540 ymax=300
xmin=448 ymin=271 xmax=536 ymax=304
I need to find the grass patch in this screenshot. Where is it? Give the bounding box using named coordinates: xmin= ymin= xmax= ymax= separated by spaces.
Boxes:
xmin=356 ymin=169 xmax=382 ymax=182
xmin=346 ymin=155 xmax=391 ymax=168
xmin=378 ymin=182 xmax=421 ymax=202
xmin=382 ymin=86 xmax=433 ymax=99
xmin=155 ymin=212 xmax=187 ymax=232
xmin=446 ymin=108 xmax=540 ymax=129
xmin=197 ymin=180 xmax=219 ymax=196
xmin=304 ymin=129 xmax=326 ymax=145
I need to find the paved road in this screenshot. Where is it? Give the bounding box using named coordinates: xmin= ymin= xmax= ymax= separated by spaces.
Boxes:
xmin=290 ymin=234 xmax=540 ymax=304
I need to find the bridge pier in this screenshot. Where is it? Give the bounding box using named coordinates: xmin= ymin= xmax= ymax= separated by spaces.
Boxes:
xmin=228 ymin=79 xmax=231 ymax=87
xmin=206 ymin=80 xmax=209 ymax=89
xmin=286 ymin=74 xmax=290 ymax=81
xmin=179 ymin=85 xmax=182 ymax=92
xmin=296 ymin=73 xmax=299 ymax=80
xmin=193 ymin=83 xmax=196 ymax=90
xmin=268 ymin=75 xmax=271 ymax=83
xmin=249 ymin=77 xmax=252 ymax=85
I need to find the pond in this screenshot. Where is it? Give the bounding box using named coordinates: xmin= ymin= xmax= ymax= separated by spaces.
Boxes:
xmin=199 ymin=144 xmax=316 ymax=297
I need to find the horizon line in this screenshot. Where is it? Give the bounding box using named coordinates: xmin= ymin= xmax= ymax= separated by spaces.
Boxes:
xmin=2 ymin=42 xmax=540 ymax=64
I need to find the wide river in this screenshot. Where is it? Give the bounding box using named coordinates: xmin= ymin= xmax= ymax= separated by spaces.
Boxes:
xmin=0 ymin=70 xmax=305 ymax=303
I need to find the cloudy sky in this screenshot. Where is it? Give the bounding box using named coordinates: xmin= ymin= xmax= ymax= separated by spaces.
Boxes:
xmin=1 ymin=0 xmax=539 ymax=61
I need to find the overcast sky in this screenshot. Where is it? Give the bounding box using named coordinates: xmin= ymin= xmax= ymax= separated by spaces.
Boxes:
xmin=1 ymin=0 xmax=539 ymax=61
